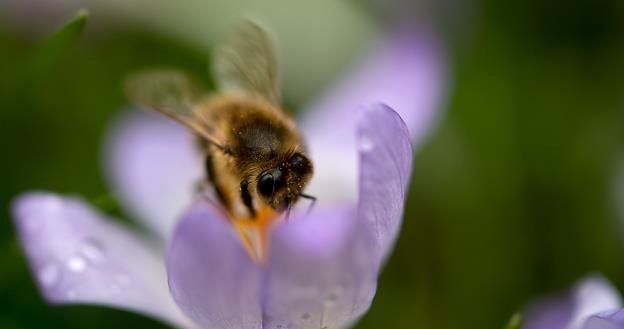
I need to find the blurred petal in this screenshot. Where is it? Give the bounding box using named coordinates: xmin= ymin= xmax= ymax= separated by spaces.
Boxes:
xmin=567 ymin=276 xmax=623 ymax=329
xmin=262 ymin=105 xmax=412 ymax=329
xmin=12 ymin=192 xmax=196 ymax=329
xmin=523 ymin=292 xmax=575 ymax=329
xmin=301 ymin=24 xmax=446 ymax=204
xmin=166 ymin=201 xmax=262 ymax=329
xmin=356 ymin=104 xmax=413 ymax=260
xmin=523 ymin=275 xmax=623 ymax=329
xmin=585 ymin=310 xmax=624 ymax=329
xmin=104 ymin=110 xmax=202 ymax=240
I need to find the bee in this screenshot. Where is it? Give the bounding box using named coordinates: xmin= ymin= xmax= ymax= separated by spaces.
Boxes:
xmin=125 ymin=21 xmax=315 ymax=229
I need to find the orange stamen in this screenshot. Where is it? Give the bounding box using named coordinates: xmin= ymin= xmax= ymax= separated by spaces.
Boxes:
xmin=232 ymin=206 xmax=280 ymax=264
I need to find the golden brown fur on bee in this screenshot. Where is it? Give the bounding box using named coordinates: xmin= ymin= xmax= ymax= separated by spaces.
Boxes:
xmin=195 ymin=93 xmax=312 ymax=216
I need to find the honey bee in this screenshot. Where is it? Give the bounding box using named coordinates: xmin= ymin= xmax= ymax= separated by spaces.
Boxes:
xmin=125 ymin=21 xmax=315 ymax=230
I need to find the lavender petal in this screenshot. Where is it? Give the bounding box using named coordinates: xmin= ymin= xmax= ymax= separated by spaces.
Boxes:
xmin=166 ymin=201 xmax=263 ymax=329
xmin=356 ymin=104 xmax=413 ymax=261
xmin=262 ymin=105 xmax=413 ymax=329
xmin=523 ymin=275 xmax=623 ymax=329
xmin=263 ymin=206 xmax=377 ymax=329
xmin=584 ymin=309 xmax=624 ymax=329
xmin=522 ymin=291 xmax=576 ymax=329
xmin=301 ymin=25 xmax=446 ymax=203
xmin=104 ymin=110 xmax=203 ymax=240
xmin=12 ymin=192 xmax=196 ymax=329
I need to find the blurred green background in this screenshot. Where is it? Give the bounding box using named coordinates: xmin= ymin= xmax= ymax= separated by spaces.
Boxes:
xmin=1 ymin=1 xmax=624 ymax=329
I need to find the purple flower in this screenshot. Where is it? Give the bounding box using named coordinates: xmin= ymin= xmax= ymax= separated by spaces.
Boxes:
xmin=12 ymin=24 xmax=447 ymax=329
xmin=523 ymin=275 xmax=624 ymax=329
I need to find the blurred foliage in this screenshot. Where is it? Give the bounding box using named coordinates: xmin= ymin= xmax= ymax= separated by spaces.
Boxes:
xmin=502 ymin=314 xmax=521 ymax=329
xmin=20 ymin=9 xmax=88 ymax=97
xmin=1 ymin=1 xmax=624 ymax=329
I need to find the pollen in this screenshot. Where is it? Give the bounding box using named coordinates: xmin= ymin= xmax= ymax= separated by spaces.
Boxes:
xmin=232 ymin=206 xmax=280 ymax=264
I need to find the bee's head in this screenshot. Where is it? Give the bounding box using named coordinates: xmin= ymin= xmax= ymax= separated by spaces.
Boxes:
xmin=256 ymin=152 xmax=313 ymax=212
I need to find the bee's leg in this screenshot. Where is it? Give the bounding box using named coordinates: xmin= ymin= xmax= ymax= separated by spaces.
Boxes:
xmin=204 ymin=154 xmax=233 ymax=214
xmin=240 ymin=180 xmax=256 ymax=218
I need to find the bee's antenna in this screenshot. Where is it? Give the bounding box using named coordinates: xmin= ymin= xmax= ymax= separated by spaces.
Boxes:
xmin=299 ymin=193 xmax=316 ymax=215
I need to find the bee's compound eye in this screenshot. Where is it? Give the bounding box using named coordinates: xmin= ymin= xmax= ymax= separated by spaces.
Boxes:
xmin=288 ymin=153 xmax=311 ymax=177
xmin=258 ymin=168 xmax=285 ymax=197
xmin=289 ymin=153 xmax=306 ymax=168
xmin=258 ymin=173 xmax=275 ymax=196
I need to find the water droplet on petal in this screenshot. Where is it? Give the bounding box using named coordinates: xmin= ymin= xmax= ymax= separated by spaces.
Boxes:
xmin=38 ymin=264 xmax=60 ymax=287
xmin=80 ymin=238 xmax=105 ymax=262
xmin=300 ymin=313 xmax=311 ymax=320
xmin=66 ymin=255 xmax=87 ymax=273
xmin=359 ymin=136 xmax=374 ymax=153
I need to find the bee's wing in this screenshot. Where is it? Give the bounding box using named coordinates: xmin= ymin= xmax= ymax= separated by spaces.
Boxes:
xmin=125 ymin=69 xmax=226 ymax=149
xmin=213 ymin=20 xmax=281 ymax=105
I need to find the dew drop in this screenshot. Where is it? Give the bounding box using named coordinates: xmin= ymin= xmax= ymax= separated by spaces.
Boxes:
xmin=66 ymin=255 xmax=87 ymax=273
xmin=300 ymin=313 xmax=311 ymax=320
xmin=359 ymin=136 xmax=374 ymax=153
xmin=38 ymin=264 xmax=60 ymax=287
xmin=80 ymin=238 xmax=105 ymax=262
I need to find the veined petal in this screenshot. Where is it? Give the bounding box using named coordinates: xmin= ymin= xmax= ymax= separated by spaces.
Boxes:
xmin=523 ymin=275 xmax=623 ymax=329
xmin=12 ymin=192 xmax=196 ymax=329
xmin=104 ymin=110 xmax=203 ymax=240
xmin=301 ymin=24 xmax=446 ymax=204
xmin=584 ymin=309 xmax=624 ymax=329
xmin=263 ymin=206 xmax=377 ymax=329
xmin=262 ymin=105 xmax=412 ymax=329
xmin=356 ymin=104 xmax=413 ymax=261
xmin=522 ymin=292 xmax=576 ymax=329
xmin=166 ymin=201 xmax=263 ymax=329
xmin=567 ymin=276 xmax=623 ymax=329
